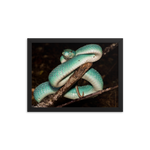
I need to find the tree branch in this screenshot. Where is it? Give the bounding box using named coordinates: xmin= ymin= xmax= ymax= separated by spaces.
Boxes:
xmin=34 ymin=62 xmax=93 ymax=108
xmin=52 ymin=62 xmax=93 ymax=101
xmin=103 ymin=43 xmax=118 ymax=55
xmin=56 ymin=85 xmax=118 ymax=107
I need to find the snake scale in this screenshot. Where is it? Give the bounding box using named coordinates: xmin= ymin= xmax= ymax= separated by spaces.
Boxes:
xmin=34 ymin=44 xmax=103 ymax=103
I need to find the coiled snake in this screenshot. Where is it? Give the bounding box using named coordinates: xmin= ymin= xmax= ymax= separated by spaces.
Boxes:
xmin=34 ymin=44 xmax=103 ymax=103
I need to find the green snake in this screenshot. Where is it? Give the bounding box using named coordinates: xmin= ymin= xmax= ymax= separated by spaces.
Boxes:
xmin=34 ymin=44 xmax=103 ymax=103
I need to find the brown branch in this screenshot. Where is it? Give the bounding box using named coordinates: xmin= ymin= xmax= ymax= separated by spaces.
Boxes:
xmin=56 ymin=85 xmax=118 ymax=107
xmin=34 ymin=62 xmax=93 ymax=108
xmin=103 ymin=43 xmax=118 ymax=55
xmin=52 ymin=62 xmax=92 ymax=101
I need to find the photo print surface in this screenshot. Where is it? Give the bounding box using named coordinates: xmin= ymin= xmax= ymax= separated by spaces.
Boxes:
xmin=27 ymin=39 xmax=123 ymax=112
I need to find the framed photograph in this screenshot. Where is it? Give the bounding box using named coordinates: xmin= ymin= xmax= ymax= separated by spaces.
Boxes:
xmin=27 ymin=38 xmax=123 ymax=112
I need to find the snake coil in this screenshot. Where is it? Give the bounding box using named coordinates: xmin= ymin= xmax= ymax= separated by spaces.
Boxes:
xmin=34 ymin=44 xmax=103 ymax=103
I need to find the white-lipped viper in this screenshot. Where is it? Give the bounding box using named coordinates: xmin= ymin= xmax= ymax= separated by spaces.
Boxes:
xmin=34 ymin=44 xmax=104 ymax=103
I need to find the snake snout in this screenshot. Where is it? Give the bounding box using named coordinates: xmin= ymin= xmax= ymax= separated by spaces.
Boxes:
xmin=62 ymin=52 xmax=66 ymax=58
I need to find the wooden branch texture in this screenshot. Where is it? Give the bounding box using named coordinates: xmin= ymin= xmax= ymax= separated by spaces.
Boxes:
xmin=34 ymin=62 xmax=93 ymax=108
xmin=103 ymin=43 xmax=118 ymax=55
xmin=56 ymin=85 xmax=118 ymax=107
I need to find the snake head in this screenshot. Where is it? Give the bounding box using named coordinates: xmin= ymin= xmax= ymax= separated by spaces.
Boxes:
xmin=62 ymin=49 xmax=76 ymax=59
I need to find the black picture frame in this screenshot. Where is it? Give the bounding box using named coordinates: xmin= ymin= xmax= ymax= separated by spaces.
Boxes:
xmin=27 ymin=38 xmax=123 ymax=112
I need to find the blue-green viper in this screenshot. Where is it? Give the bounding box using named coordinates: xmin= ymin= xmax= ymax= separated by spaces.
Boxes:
xmin=34 ymin=44 xmax=103 ymax=103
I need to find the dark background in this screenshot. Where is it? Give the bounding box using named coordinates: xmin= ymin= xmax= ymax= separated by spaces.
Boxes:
xmin=32 ymin=43 xmax=118 ymax=107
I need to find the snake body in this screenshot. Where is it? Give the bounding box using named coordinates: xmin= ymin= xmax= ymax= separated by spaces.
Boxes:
xmin=34 ymin=44 xmax=103 ymax=103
